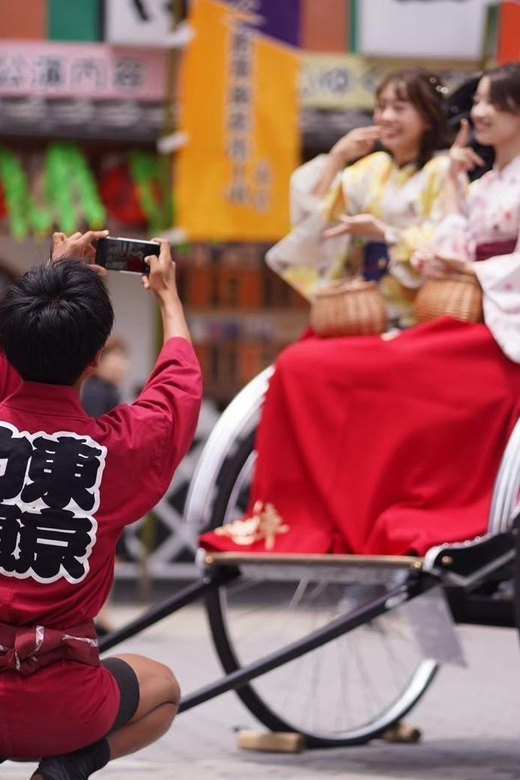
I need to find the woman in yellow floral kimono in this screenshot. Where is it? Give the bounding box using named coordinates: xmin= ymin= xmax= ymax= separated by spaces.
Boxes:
xmin=267 ymin=67 xmax=453 ymax=327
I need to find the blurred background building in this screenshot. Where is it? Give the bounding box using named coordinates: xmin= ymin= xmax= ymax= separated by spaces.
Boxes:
xmin=0 ymin=0 xmax=518 ymax=581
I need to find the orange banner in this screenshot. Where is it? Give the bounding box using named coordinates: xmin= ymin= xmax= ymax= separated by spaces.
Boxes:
xmin=176 ymin=0 xmax=300 ymax=242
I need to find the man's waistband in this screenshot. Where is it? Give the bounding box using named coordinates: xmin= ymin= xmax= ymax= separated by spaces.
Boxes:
xmin=0 ymin=620 xmax=100 ymax=677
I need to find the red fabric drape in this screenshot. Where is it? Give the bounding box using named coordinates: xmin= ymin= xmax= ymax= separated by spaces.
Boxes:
xmin=201 ymin=318 xmax=520 ymax=556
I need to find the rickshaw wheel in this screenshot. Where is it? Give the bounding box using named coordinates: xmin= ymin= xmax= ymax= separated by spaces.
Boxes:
xmin=203 ymin=430 xmax=438 ymax=747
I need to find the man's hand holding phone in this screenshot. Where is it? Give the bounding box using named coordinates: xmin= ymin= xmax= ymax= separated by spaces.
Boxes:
xmin=141 ymin=240 xmax=177 ymax=299
xmin=142 ymin=240 xmax=191 ymax=344
xmin=52 ymin=231 xmax=191 ymax=344
xmin=51 ymin=230 xmax=110 ymax=275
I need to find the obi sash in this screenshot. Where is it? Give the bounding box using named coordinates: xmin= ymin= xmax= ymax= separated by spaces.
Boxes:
xmin=362 ymin=241 xmax=389 ymax=282
xmin=475 ymin=238 xmax=517 ymax=263
xmin=0 ymin=620 xmax=100 ymax=677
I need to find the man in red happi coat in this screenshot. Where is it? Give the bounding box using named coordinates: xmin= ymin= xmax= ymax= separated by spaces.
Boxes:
xmin=0 ymin=231 xmax=202 ymax=779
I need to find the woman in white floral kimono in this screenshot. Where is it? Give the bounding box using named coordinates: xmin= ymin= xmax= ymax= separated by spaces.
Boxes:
xmin=267 ymin=67 xmax=453 ymax=327
xmin=201 ymin=63 xmax=520 ymax=560
xmin=413 ymin=65 xmax=520 ymax=364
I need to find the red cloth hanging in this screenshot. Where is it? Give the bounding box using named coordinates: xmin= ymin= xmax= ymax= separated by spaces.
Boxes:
xmin=99 ymin=163 xmax=146 ymax=225
xmin=0 ymin=183 xmax=6 ymax=220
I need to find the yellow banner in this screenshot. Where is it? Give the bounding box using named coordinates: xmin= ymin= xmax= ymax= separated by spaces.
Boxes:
xmin=176 ymin=0 xmax=300 ymax=242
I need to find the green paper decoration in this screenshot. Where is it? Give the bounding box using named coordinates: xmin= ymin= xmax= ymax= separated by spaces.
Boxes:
xmin=45 ymin=143 xmax=106 ymax=234
xmin=0 ymin=144 xmax=174 ymax=239
xmin=128 ymin=151 xmax=166 ymax=235
xmin=0 ymin=143 xmax=106 ymax=239
xmin=0 ymin=148 xmax=53 ymax=240
xmin=0 ymin=148 xmax=30 ymax=239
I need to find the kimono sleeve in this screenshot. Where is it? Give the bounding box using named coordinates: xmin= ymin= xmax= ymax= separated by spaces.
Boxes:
xmin=322 ymin=152 xmax=384 ymax=224
xmin=474 ymin=229 xmax=520 ymax=364
xmin=267 ymin=154 xmax=385 ymax=299
xmin=421 ymin=171 xmax=479 ymax=265
xmin=266 ymin=153 xmax=389 ymax=299
xmin=387 ymin=156 xmax=451 ymax=282
xmin=265 ymin=154 xmax=346 ymax=299
xmin=97 ymin=337 xmax=203 ymax=523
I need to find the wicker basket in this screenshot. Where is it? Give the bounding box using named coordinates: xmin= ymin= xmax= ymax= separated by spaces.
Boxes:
xmin=310 ymin=278 xmax=388 ymax=338
xmin=414 ymin=274 xmax=483 ymax=325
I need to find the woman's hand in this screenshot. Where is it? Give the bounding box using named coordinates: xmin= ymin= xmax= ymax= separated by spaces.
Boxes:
xmin=51 ymin=230 xmax=109 ymax=275
xmin=323 ymin=214 xmax=386 ymax=241
xmin=329 ymin=126 xmax=381 ymax=166
xmin=412 ymin=246 xmax=475 ymax=277
xmin=436 ymin=255 xmax=476 ymax=276
xmin=313 ymin=126 xmax=381 ymax=198
xmin=448 ymin=119 xmax=485 ymax=179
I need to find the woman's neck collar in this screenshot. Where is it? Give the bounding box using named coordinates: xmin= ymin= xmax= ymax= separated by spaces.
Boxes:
xmin=390 ymin=148 xmax=419 ymax=168
xmin=494 ymin=140 xmax=520 ymax=171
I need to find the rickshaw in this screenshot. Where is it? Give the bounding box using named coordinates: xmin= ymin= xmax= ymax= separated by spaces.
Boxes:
xmin=99 ymin=74 xmax=518 ymax=748
xmin=100 ymin=362 xmax=520 ymax=748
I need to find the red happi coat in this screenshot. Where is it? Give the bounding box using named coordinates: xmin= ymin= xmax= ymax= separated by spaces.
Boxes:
xmin=0 ymin=338 xmax=202 ymax=759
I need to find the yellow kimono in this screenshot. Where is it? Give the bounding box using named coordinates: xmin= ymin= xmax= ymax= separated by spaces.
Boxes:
xmin=266 ymin=151 xmax=450 ymax=326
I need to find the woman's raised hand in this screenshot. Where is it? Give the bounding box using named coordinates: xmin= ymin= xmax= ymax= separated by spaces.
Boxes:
xmin=448 ymin=119 xmax=485 ymax=179
xmin=313 ymin=126 xmax=381 ymax=198
xmin=330 ymin=126 xmax=381 ymax=165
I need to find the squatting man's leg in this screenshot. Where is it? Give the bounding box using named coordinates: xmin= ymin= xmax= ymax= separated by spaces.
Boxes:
xmin=31 ymin=654 xmax=180 ymax=780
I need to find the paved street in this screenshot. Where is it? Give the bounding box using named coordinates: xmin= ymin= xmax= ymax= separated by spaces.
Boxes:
xmin=4 ymin=597 xmax=520 ymax=780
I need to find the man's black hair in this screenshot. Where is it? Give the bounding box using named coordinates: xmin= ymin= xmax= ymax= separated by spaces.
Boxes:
xmin=0 ymin=260 xmax=114 ymax=386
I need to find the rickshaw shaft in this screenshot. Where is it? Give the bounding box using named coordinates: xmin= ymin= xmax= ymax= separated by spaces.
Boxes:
xmin=98 ymin=567 xmax=240 ymax=654
xmin=179 ymin=573 xmax=437 ymax=713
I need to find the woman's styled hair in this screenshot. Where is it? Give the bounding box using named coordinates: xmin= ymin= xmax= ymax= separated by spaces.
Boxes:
xmin=486 ymin=62 xmax=520 ymax=114
xmin=376 ymin=67 xmax=452 ymax=169
xmin=0 ymin=260 xmax=114 ymax=386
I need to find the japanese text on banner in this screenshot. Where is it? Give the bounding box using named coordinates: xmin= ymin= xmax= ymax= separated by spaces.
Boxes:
xmin=176 ymin=0 xmax=300 ymax=242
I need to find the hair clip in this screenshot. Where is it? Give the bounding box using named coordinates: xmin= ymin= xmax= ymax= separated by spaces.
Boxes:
xmin=429 ymin=76 xmax=447 ymax=95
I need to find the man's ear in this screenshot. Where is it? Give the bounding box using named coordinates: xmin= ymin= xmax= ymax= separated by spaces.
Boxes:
xmin=91 ymin=349 xmax=102 ymax=370
xmin=75 ymin=351 xmax=102 ymax=393
xmin=80 ymin=350 xmax=102 ymax=384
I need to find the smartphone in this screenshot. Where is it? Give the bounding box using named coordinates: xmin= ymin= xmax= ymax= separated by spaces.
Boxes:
xmin=95 ymin=237 xmax=160 ymax=275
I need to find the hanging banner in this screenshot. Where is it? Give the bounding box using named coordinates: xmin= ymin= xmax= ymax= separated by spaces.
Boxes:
xmin=301 ymin=54 xmax=478 ymax=111
xmin=358 ymin=0 xmax=489 ymax=60
xmin=247 ymin=0 xmax=301 ymax=47
xmin=498 ymin=1 xmax=520 ymax=64
xmin=176 ymin=0 xmax=301 ymax=242
xmin=0 ymin=42 xmax=166 ymax=101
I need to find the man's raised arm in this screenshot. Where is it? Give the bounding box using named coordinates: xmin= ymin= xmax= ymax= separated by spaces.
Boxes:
xmin=141 ymin=240 xmax=192 ymax=345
